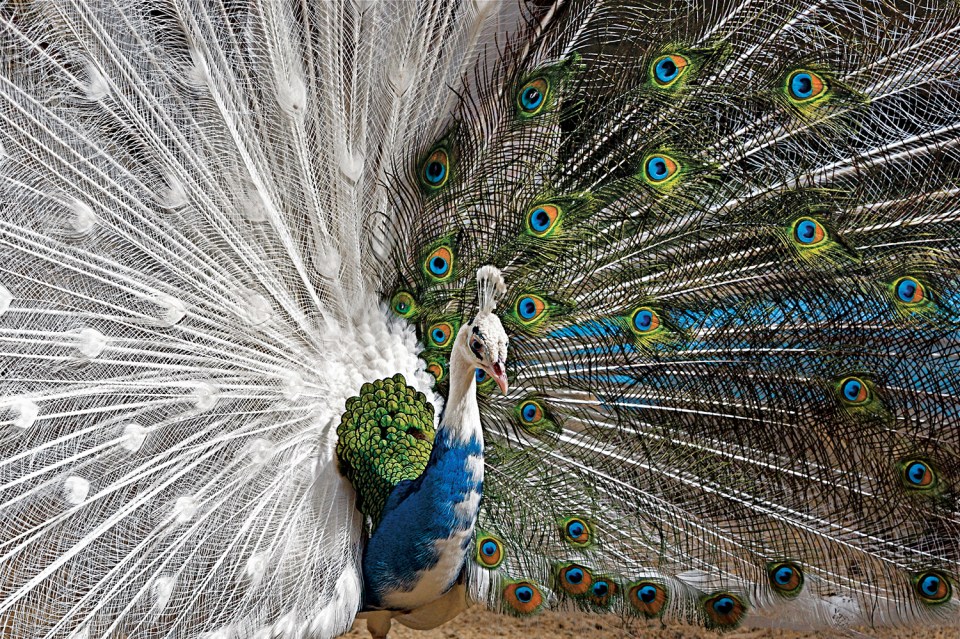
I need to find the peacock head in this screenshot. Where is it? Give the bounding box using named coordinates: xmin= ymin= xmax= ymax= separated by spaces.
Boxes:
xmin=456 ymin=266 xmax=509 ymax=394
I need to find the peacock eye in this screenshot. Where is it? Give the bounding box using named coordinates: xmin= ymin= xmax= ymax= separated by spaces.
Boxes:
xmin=786 ymin=70 xmax=826 ymax=102
xmin=423 ymin=245 xmax=454 ymax=282
xmin=390 ymin=291 xmax=416 ymax=318
xmin=475 ymin=535 xmax=504 ymax=568
xmin=704 ymin=593 xmax=746 ymax=629
xmin=470 ymin=338 xmax=484 ymax=358
xmin=517 ymin=77 xmax=549 ymax=115
xmin=428 ymin=322 xmax=454 ymax=349
xmin=914 ymin=570 xmax=951 ymax=604
xmin=652 ymin=54 xmax=689 ymax=87
xmin=628 ymin=581 xmax=668 ymax=618
xmin=514 ymin=294 xmax=547 ymax=325
xmin=503 ymin=581 xmax=544 ymax=614
xmin=839 ymin=376 xmax=869 ymax=404
xmin=525 ymin=204 xmax=561 ymax=238
xmin=792 ymin=217 xmax=826 ymax=246
xmin=421 ymin=148 xmax=450 ymax=189
xmin=590 ymin=579 xmax=615 ymax=603
xmin=894 ymin=277 xmax=925 ymax=304
xmin=562 ymin=516 xmax=592 ymax=546
xmin=768 ymin=562 xmax=804 ymax=596
xmin=644 ymin=153 xmax=679 ymax=184
xmin=519 ymin=400 xmax=543 ymax=424
xmin=903 ymin=460 xmax=935 ymax=489
xmin=556 ymin=563 xmax=592 ymax=595
xmin=630 ymin=307 xmax=660 ymax=334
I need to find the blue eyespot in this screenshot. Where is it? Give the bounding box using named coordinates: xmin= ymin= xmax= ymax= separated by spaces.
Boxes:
xmin=655 ymin=57 xmax=679 ymax=83
xmin=791 ymin=73 xmax=814 ymax=99
xmin=530 ymin=208 xmax=551 ymax=232
xmin=643 ymin=154 xmax=679 ymax=184
xmin=651 ymin=54 xmax=689 ymax=86
xmin=795 ymin=219 xmax=817 ymax=244
xmin=426 ymin=161 xmax=444 ymax=183
xmin=843 ymin=379 xmax=861 ymax=401
xmin=475 ymin=369 xmax=487 ymax=383
xmin=565 ymin=568 xmax=584 ymax=585
xmin=630 ymin=307 xmax=661 ymax=335
xmin=895 ymin=277 xmax=925 ymax=304
xmin=522 ymin=402 xmax=539 ymax=422
xmin=525 ymin=204 xmax=561 ymax=237
xmin=774 ymin=566 xmax=794 ymax=585
xmin=897 ymin=279 xmax=916 ymax=301
xmin=630 ymin=581 xmax=667 ymax=617
xmin=518 ymin=296 xmax=538 ymax=320
xmin=712 ymin=596 xmax=735 ymax=615
xmin=423 ymin=246 xmax=454 ymax=281
xmin=768 ymin=562 xmax=804 ymax=596
xmin=840 ymin=377 xmax=868 ymax=404
xmin=513 ymin=294 xmax=547 ymax=325
xmin=921 ymin=574 xmax=941 ymax=597
xmin=592 ymin=581 xmax=609 ymax=597
xmin=562 ymin=517 xmax=591 ymax=545
xmin=908 ymin=462 xmax=926 ymax=484
xmin=429 ymin=256 xmax=448 ymax=276
xmin=521 ymin=86 xmax=543 ymax=111
xmin=475 ymin=535 xmax=503 ymax=567
xmin=904 ymin=460 xmax=934 ymax=488
xmin=914 ymin=570 xmax=951 ymax=603
xmin=517 ymin=77 xmax=549 ymax=115
xmin=647 ymin=157 xmax=669 ymax=181
xmin=633 ymin=309 xmax=654 ymax=332
xmin=515 ymin=586 xmax=534 ymax=603
xmin=421 ymin=148 xmax=450 ymax=188
xmin=432 ymin=327 xmax=448 ymax=345
xmin=786 ymin=70 xmax=826 ymax=102
xmin=705 ymin=593 xmax=745 ymax=628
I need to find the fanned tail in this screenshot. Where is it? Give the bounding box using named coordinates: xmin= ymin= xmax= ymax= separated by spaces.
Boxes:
xmin=385 ymin=0 xmax=960 ymax=630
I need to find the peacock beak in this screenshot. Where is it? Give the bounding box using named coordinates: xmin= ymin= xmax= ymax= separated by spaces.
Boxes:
xmin=490 ymin=360 xmax=508 ymax=394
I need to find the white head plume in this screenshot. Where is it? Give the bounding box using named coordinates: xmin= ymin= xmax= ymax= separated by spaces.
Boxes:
xmin=476 ymin=265 xmax=506 ymax=315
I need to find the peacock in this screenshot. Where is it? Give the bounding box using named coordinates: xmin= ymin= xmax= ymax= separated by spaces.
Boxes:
xmin=1 ymin=0 xmax=959 ymax=637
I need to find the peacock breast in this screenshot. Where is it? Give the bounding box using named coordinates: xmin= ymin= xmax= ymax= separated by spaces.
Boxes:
xmin=362 ymin=429 xmax=484 ymax=611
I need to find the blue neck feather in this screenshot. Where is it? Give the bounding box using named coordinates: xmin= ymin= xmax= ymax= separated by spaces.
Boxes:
xmin=361 ymin=424 xmax=483 ymax=610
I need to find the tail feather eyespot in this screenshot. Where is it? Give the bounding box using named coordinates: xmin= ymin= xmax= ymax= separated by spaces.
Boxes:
xmin=525 ymin=204 xmax=561 ymax=237
xmin=475 ymin=535 xmax=504 ymax=568
xmin=420 ymin=147 xmax=450 ymax=189
xmin=703 ymin=592 xmax=747 ymax=629
xmin=556 ymin=563 xmax=593 ymax=596
xmin=423 ymin=245 xmax=454 ymax=282
xmin=768 ymin=562 xmax=804 ymax=597
xmin=902 ymin=460 xmax=936 ymax=490
xmin=786 ymin=69 xmax=827 ymax=102
xmin=914 ymin=571 xmax=952 ymax=604
xmin=503 ymin=581 xmax=544 ymax=615
xmin=518 ymin=77 xmax=550 ymax=115
xmin=628 ymin=581 xmax=668 ymax=618
xmin=652 ymin=54 xmax=689 ymax=87
xmin=561 ymin=517 xmax=592 ymax=547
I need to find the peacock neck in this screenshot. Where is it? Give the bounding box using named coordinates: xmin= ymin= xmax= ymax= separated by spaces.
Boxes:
xmin=440 ymin=340 xmax=482 ymax=446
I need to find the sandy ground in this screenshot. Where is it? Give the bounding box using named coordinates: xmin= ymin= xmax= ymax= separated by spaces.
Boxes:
xmin=344 ymin=606 xmax=957 ymax=638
